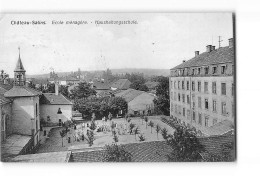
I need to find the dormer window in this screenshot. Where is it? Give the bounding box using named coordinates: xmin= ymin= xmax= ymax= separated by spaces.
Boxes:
xmin=212 ymin=66 xmax=217 ymax=74
xmin=197 ymin=67 xmax=201 ymax=75
xmin=221 ymin=65 xmax=226 ymax=74
xmin=204 ymin=67 xmax=209 ymax=75
xmin=192 ymin=68 xmax=195 ymax=75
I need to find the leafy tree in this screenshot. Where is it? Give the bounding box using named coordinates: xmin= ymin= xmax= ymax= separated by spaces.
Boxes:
xmin=46 ymin=83 xmax=55 ymax=93
xmin=166 ymin=126 xmax=204 ymax=162
xmin=89 ymin=120 xmax=97 ymax=131
xmin=155 ymin=124 xmax=161 ymax=139
xmin=161 ymin=128 xmax=168 ymax=140
xmin=102 ymin=144 xmax=132 ymax=162
xmin=59 ymin=85 xmax=69 ymax=97
xmin=138 ymin=134 xmax=145 ymax=142
xmin=59 ymin=129 xmax=67 ymax=147
xmin=133 ymin=127 xmax=140 ymax=140
xmin=153 ymin=76 xmax=170 ymax=115
xmin=129 ymin=123 xmax=136 ymax=135
xmin=108 ymin=97 xmax=128 ymax=117
xmin=86 ymin=130 xmax=95 ymax=146
xmin=113 ymin=131 xmax=119 ymax=143
xmin=130 ymin=80 xmax=149 ymax=92
xmin=148 ymin=121 xmax=154 ymax=133
xmin=70 ymin=82 xmax=96 ymax=100
xmin=144 ymin=116 xmax=148 ymax=129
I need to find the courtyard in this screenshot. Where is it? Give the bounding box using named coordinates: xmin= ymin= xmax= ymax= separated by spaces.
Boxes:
xmin=36 ymin=116 xmax=174 ymax=154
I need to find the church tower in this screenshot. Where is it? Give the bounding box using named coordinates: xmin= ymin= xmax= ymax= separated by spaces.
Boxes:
xmin=14 ymin=47 xmax=26 ymax=86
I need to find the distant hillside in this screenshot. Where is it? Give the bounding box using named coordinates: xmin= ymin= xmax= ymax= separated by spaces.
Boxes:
xmin=27 ymin=68 xmax=170 ymax=79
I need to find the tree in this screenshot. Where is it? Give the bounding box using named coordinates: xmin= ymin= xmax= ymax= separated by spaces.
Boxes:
xmin=155 ymin=124 xmax=161 ymax=139
xmin=86 ymin=130 xmax=95 ymax=146
xmin=130 ymin=80 xmax=149 ymax=92
xmin=166 ymin=126 xmax=204 ymax=162
xmin=153 ymin=76 xmax=170 ymax=115
xmin=161 ymin=128 xmax=168 ymax=140
xmin=138 ymin=134 xmax=145 ymax=142
xmin=144 ymin=116 xmax=148 ymax=129
xmin=133 ymin=127 xmax=140 ymax=140
xmin=102 ymin=144 xmax=132 ymax=162
xmin=70 ymin=82 xmax=96 ymax=100
xmin=59 ymin=85 xmax=69 ymax=97
xmin=108 ymin=97 xmax=128 ymax=118
xmin=148 ymin=121 xmax=154 ymax=133
xmin=60 ymin=129 xmax=67 ymax=147
xmin=129 ymin=123 xmax=136 ymax=135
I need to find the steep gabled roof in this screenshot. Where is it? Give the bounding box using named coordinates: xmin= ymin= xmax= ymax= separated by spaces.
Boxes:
xmin=93 ymin=81 xmax=111 ymax=90
xmin=111 ymin=79 xmax=131 ymax=90
xmin=115 ymin=88 xmax=144 ymax=102
xmin=4 ymin=86 xmax=41 ymax=97
xmin=171 ymin=46 xmax=234 ymax=70
xmin=40 ymin=93 xmax=73 ymax=105
xmin=14 ymin=57 xmax=25 ymax=72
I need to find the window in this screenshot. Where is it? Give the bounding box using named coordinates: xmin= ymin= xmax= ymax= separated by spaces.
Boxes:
xmin=36 ymin=103 xmax=38 ymax=116
xmin=198 ymin=113 xmax=202 ymax=125
xmin=192 ymin=69 xmax=195 ymax=75
xmin=205 ymin=99 xmax=209 ymax=109
xmin=221 ymin=83 xmax=226 ymax=95
xmin=198 ymin=81 xmax=201 ymax=92
xmin=192 ymin=81 xmax=195 ymax=91
xmin=187 ymin=110 xmax=190 ymax=117
xmin=174 ymin=92 xmax=177 ymax=101
xmin=212 ymin=66 xmax=217 ymax=74
xmin=186 ymin=81 xmax=189 ymax=90
xmin=182 ymin=81 xmax=185 ymax=90
xmin=222 ymin=102 xmax=227 ymax=115
xmin=47 ymin=116 xmax=50 ymax=121
xmin=175 ymin=105 xmax=178 ymax=113
xmin=198 ymin=97 xmax=202 ymax=108
xmin=213 ymin=100 xmax=217 ymax=112
xmin=187 ymin=95 xmax=190 ymax=104
xmin=182 ymin=94 xmax=185 ymax=103
xmin=192 ymin=111 xmax=196 ymax=122
xmin=36 ymin=119 xmax=38 ymax=131
xmin=178 ymin=93 xmax=181 ymax=102
xmin=183 ymin=108 xmax=185 ymax=117
xmin=221 ymin=65 xmax=226 ymax=74
xmin=204 ymin=82 xmax=208 ymax=93
xmin=205 ymin=117 xmax=209 ymax=127
xmin=174 ymin=81 xmax=176 ymax=89
xmin=212 ymin=82 xmax=217 ymax=94
xmin=178 ymin=81 xmax=180 ymax=89
xmin=205 ymin=67 xmax=209 ymax=74
xmin=198 ymin=67 xmax=201 ymax=75
xmin=213 ymin=119 xmax=217 ymax=125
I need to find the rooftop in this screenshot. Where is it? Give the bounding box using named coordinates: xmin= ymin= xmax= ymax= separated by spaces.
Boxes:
xmin=40 ymin=93 xmax=73 ymax=105
xmin=111 ymin=79 xmax=131 ymax=90
xmin=171 ymin=46 xmax=234 ymax=70
xmin=202 ymin=120 xmax=234 ymax=136
xmin=1 ymin=134 xmax=31 ymax=160
xmin=4 ymin=86 xmax=42 ymax=97
xmin=93 ymin=81 xmax=111 ymax=90
xmin=115 ymin=88 xmax=144 ymax=102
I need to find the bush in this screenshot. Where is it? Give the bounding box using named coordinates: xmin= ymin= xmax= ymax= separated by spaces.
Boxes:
xmin=138 ymin=134 xmax=145 ymax=142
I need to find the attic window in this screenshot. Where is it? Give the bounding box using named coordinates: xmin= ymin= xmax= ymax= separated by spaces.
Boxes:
xmin=221 ymin=65 xmax=226 ymax=74
xmin=57 ymin=108 xmax=62 ymax=114
xmin=197 ymin=68 xmax=201 ymax=75
xmin=212 ymin=66 xmax=217 ymax=74
xmin=204 ymin=67 xmax=209 ymax=75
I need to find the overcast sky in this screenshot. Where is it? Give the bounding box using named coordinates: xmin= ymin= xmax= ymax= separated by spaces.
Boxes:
xmin=0 ymin=13 xmax=233 ymax=76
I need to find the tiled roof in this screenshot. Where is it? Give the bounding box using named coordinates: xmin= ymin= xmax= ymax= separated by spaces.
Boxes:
xmin=202 ymin=120 xmax=234 ymax=136
xmin=69 ymin=141 xmax=172 ymax=162
xmin=171 ymin=46 xmax=234 ymax=70
xmin=115 ymin=89 xmax=144 ymax=102
xmin=111 ymin=79 xmax=131 ymax=90
xmin=4 ymin=86 xmax=41 ymax=97
xmin=40 ymin=93 xmax=73 ymax=105
xmin=31 ymin=78 xmax=49 ymax=85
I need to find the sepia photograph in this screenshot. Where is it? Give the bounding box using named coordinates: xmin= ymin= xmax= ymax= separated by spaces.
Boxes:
xmin=0 ymin=13 xmax=235 ymax=162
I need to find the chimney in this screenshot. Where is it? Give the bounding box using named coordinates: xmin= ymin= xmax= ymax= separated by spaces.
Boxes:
xmin=206 ymin=45 xmax=212 ymax=52
xmin=228 ymin=38 xmax=233 ymax=48
xmin=55 ymin=82 xmax=59 ymax=95
xmin=212 ymin=46 xmax=216 ymax=51
xmin=195 ymin=51 xmax=200 ymax=56
xmin=182 ymin=60 xmax=186 ymax=63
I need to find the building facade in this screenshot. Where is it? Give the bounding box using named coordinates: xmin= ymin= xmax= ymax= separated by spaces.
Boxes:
xmin=169 ymin=38 xmax=235 ymax=136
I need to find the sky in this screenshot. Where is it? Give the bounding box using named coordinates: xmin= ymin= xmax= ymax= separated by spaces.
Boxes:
xmin=0 ymin=13 xmax=233 ymax=76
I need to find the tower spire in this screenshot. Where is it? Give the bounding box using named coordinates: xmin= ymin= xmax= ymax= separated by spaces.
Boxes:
xmin=14 ymin=47 xmax=26 ymax=86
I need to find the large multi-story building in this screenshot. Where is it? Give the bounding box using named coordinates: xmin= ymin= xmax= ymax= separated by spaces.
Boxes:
xmin=169 ymin=38 xmax=235 ymax=136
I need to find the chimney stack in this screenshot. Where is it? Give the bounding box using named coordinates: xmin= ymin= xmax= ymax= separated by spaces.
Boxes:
xmin=206 ymin=45 xmax=212 ymax=52
xmin=195 ymin=51 xmax=200 ymax=56
xmin=183 ymin=60 xmax=186 ymax=63
xmin=55 ymin=82 xmax=59 ymax=95
xmin=228 ymin=38 xmax=234 ymax=48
